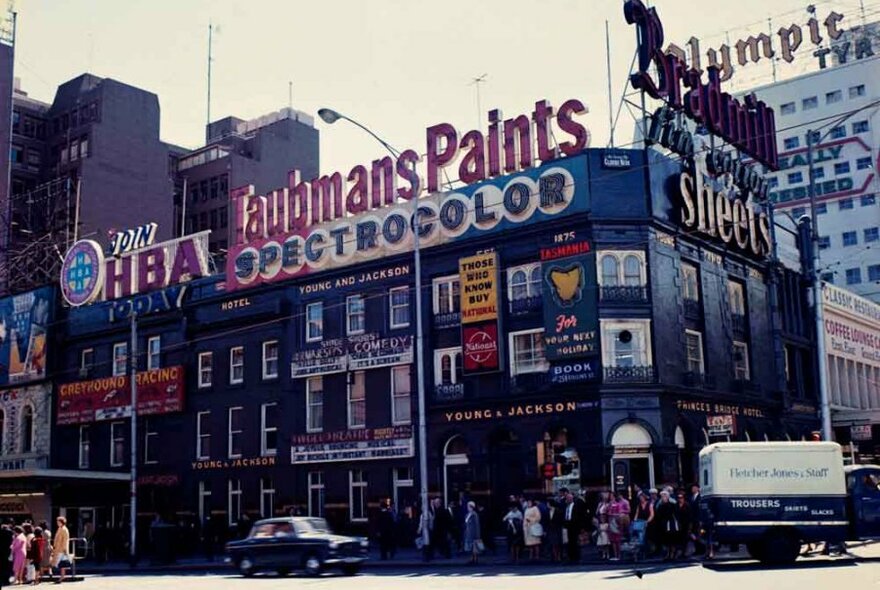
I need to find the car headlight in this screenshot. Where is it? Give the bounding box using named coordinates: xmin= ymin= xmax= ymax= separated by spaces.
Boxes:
xmin=360 ymin=539 xmax=369 ymax=548
xmin=329 ymin=542 xmax=339 ymax=550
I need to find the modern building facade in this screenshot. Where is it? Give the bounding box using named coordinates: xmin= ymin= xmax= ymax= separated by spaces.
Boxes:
xmin=49 ymin=144 xmax=817 ymax=549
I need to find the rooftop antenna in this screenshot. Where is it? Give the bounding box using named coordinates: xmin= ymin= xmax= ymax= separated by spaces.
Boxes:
xmin=206 ymin=23 xmax=215 ymax=132
xmin=605 ymin=20 xmax=615 ymax=148
xmin=288 ymin=81 xmax=293 ymax=110
xmin=469 ymin=73 xmax=488 ymax=126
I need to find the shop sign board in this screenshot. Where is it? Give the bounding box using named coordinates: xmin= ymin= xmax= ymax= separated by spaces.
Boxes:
xmin=291 ymin=339 xmax=347 ymax=378
xmin=822 ymin=283 xmax=880 ymax=368
xmin=707 ymin=414 xmax=737 ymax=437
xmin=850 ymin=425 xmax=872 ymax=441
xmin=291 ymin=426 xmax=414 ymax=464
xmin=0 ymin=287 xmax=52 ymax=385
xmin=459 ymin=252 xmax=499 ymax=324
xmin=347 ymin=334 xmax=413 ymax=370
xmin=443 ymin=399 xmax=598 ymax=423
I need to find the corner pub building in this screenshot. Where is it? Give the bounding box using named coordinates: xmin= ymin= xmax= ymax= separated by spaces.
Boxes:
xmin=49 ymin=145 xmax=819 ymax=545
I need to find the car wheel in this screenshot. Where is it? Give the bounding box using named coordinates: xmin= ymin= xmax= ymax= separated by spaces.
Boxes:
xmin=277 ymin=567 xmax=290 ymax=577
xmin=303 ymin=554 xmax=323 ymax=576
xmin=342 ymin=564 xmax=361 ymax=576
xmin=238 ymin=556 xmax=256 ymax=577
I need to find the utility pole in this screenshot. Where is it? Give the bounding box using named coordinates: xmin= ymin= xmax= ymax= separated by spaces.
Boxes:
xmin=206 ymin=23 xmax=213 ymax=133
xmin=129 ymin=312 xmax=139 ymax=565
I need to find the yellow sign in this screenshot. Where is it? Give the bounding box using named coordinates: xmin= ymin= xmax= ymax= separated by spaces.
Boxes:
xmin=459 ymin=252 xmax=499 ymax=324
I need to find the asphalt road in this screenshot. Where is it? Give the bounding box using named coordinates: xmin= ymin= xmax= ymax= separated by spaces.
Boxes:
xmin=68 ymin=553 xmax=880 ymax=590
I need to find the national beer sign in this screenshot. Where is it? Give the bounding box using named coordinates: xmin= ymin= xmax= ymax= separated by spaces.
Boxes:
xmin=60 ymin=230 xmax=211 ymax=306
xmin=460 ymin=252 xmax=503 ymax=374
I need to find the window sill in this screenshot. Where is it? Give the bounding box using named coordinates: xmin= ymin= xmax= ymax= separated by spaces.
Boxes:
xmin=389 ymin=323 xmax=411 ymax=330
xmin=261 ymin=375 xmax=280 ymax=382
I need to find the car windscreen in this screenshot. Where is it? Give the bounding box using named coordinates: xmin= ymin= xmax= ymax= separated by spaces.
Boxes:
xmin=295 ymin=518 xmax=330 ymax=533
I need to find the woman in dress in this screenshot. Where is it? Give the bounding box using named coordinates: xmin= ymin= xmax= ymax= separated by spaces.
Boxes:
xmin=29 ymin=527 xmax=45 ymax=585
xmin=654 ymin=491 xmax=679 ymax=560
xmin=522 ymin=498 xmax=542 ymax=561
xmin=631 ymin=492 xmax=654 ymax=554
xmin=502 ymin=501 xmax=523 ymax=563
xmin=463 ymin=502 xmax=481 ymax=565
xmin=10 ymin=525 xmax=27 ymax=585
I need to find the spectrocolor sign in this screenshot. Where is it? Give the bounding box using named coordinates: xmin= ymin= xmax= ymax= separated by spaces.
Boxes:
xmin=0 ymin=287 xmax=52 ymax=385
xmin=60 ymin=231 xmax=211 ymax=306
xmin=56 ymin=366 xmax=185 ymax=425
xmin=459 ymin=252 xmax=499 ymax=324
xmin=227 ymin=152 xmax=589 ymax=291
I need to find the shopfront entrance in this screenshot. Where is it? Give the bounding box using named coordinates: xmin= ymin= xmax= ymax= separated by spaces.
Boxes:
xmin=609 ymin=423 xmax=655 ymax=492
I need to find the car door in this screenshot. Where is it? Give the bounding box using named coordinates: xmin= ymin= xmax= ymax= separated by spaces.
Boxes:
xmin=853 ymin=468 xmax=880 ymax=539
xmin=273 ymin=522 xmax=301 ymax=569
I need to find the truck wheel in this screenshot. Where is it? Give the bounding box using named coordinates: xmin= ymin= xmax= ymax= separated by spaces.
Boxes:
xmin=761 ymin=530 xmax=801 ymax=565
xmin=746 ymin=541 xmax=766 ymax=561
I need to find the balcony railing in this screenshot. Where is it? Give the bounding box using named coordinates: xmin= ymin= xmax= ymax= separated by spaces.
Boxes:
xmin=434 ymin=382 xmax=465 ymax=402
xmin=510 ymin=370 xmax=551 ymax=392
xmin=603 ymin=365 xmax=656 ymax=384
xmin=600 ymin=285 xmax=649 ymax=304
xmin=683 ymin=297 xmax=702 ymax=320
xmin=509 ymin=295 xmax=543 ymax=315
xmin=731 ymin=313 xmax=748 ymax=340
xmin=434 ymin=311 xmax=461 ymax=329
xmin=682 ymin=371 xmax=716 ymax=389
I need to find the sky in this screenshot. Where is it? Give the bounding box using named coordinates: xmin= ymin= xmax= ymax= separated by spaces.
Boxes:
xmin=11 ymin=0 xmax=875 ymax=176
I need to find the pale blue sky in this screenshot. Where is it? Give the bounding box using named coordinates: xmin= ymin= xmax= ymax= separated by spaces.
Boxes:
xmin=13 ymin=0 xmax=873 ymax=175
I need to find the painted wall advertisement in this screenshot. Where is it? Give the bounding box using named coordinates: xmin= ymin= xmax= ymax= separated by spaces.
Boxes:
xmin=541 ymin=231 xmax=599 ymax=383
xmin=0 ymin=287 xmax=53 ymax=386
xmin=460 ymin=252 xmax=502 ymax=374
xmin=291 ymin=425 xmax=414 ymax=464
xmin=56 ymin=366 xmax=185 ymax=425
xmin=822 ymin=283 xmax=880 ymax=367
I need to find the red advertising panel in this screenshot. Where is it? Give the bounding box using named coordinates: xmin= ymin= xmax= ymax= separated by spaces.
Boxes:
xmin=57 ymin=366 xmax=184 ymax=425
xmin=462 ymin=321 xmax=500 ymax=373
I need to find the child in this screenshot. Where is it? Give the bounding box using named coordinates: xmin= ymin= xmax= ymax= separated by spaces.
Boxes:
xmin=596 ymin=514 xmax=610 ymax=560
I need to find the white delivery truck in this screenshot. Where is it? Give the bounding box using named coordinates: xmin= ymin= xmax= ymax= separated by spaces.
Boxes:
xmin=699 ymin=442 xmax=880 ymax=564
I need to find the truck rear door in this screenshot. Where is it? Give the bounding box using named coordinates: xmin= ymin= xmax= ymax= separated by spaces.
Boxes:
xmin=851 ymin=468 xmax=880 ymax=539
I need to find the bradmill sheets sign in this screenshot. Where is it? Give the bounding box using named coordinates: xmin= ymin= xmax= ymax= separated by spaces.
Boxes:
xmin=0 ymin=287 xmax=53 ymax=386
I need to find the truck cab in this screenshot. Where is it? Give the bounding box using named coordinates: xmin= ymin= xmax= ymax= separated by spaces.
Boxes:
xmin=845 ymin=465 xmax=880 ymax=540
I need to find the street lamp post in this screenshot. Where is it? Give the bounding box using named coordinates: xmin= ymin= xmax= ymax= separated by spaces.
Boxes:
xmin=318 ymin=108 xmax=430 ymax=540
xmin=129 ymin=312 xmax=139 ymax=564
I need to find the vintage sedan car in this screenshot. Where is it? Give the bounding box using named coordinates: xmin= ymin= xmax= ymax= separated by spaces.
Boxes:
xmin=225 ymin=517 xmax=369 ymax=577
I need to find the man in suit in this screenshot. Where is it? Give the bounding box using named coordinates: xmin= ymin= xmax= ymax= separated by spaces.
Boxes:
xmin=689 ymin=484 xmax=705 ymax=555
xmin=0 ymin=519 xmax=13 ymax=586
xmin=431 ymin=498 xmax=452 ymax=559
xmin=561 ymin=489 xmax=586 ymax=564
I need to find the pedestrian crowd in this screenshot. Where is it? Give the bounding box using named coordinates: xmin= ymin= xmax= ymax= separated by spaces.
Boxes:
xmin=1 ymin=517 xmax=72 ymax=586
xmin=375 ymin=483 xmax=711 ymax=565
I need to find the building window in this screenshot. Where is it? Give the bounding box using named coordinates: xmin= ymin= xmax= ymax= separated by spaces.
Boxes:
xmin=308 ymin=472 xmax=325 ymax=517
xmin=198 ymin=482 xmax=211 ymax=525
xmin=818 ymin=236 xmax=831 ymax=250
xmin=816 ymin=203 xmax=827 ymax=214
xmin=508 ymin=263 xmax=541 ymax=301
xmin=787 ymin=172 xmax=803 ymax=184
xmin=600 ymin=320 xmax=652 ymax=368
xmin=229 ymin=346 xmax=244 ymax=384
xmin=348 ymin=371 xmax=366 ymax=429
xmin=349 ymin=470 xmax=368 ymax=522
xmin=17 ymin=405 xmax=32 ymax=454
xmin=434 ymin=347 xmax=463 ymax=385
xmin=110 ymin=422 xmax=125 ymax=467
xmin=839 ymin=198 xmax=854 ymax=210
xmin=728 ymin=280 xmax=745 ymax=316
xmin=768 ymin=177 xmax=779 ymax=189
xmin=825 ymin=90 xmax=842 ymax=104
xmin=733 ymin=342 xmax=750 ymax=381
xmin=346 ymin=295 xmax=365 ymax=335
xmin=845 ymin=268 xmax=862 ymax=285
xmin=433 ymin=275 xmax=460 ymax=315
xmin=196 ymin=411 xmax=211 ymax=460
xmin=78 ymin=426 xmax=90 ymax=469
xmin=262 ymin=340 xmax=279 ymax=379
xmin=306 ymin=302 xmax=323 ymax=342
xmin=389 ymin=287 xmax=410 ymax=328
xmin=834 ymin=162 xmax=850 ymax=175
xmin=509 ymin=329 xmax=548 ymax=375
xmin=792 ymin=206 xmax=806 ymax=218
xmin=144 ymin=418 xmax=158 ymax=464
xmin=80 ymin=348 xmax=94 ymax=377
xmin=810 ymin=167 xmax=825 ymax=180
xmin=681 ymin=262 xmax=700 ymax=302
xmin=821 ymin=272 xmax=835 ymax=284
xmin=685 ymin=330 xmax=705 ymax=375
xmin=850 ymin=84 xmax=866 ymax=98
xmin=306 ymin=376 xmax=323 ymax=433
xmin=393 ymin=467 xmax=414 ymax=509
xmin=198 ymin=352 xmax=213 ymax=388
xmin=868 ymin=264 xmax=880 ymax=282
xmin=801 ymin=96 xmax=818 ymax=110
xmin=261 ymin=402 xmax=277 ymax=457
xmin=260 ymin=476 xmax=275 ymax=518
xmin=853 ymin=120 xmax=869 ymax=134
xmin=864 ymin=227 xmax=879 ymax=243
xmin=780 ymin=102 xmax=795 ymax=115
xmin=228 ymin=406 xmax=243 ymax=459
xmin=843 ymin=231 xmax=858 ymax=246
xmin=147 ymin=336 xmax=161 ymax=370
xmin=598 ymin=251 xmax=646 ymax=286
xmin=391 ymin=365 xmax=412 ymax=425
xmin=857 ymin=158 xmax=873 ymax=171
xmin=828 ymin=126 xmax=846 ymax=139
xmin=228 ymin=479 xmax=242 ymax=526
xmin=112 ymin=342 xmax=128 ymax=376
xmin=783 ymin=137 xmax=799 ymax=150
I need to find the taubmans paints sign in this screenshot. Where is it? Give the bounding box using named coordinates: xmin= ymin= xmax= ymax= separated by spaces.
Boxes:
xmin=227 ymin=99 xmax=591 ymax=291
xmin=60 ymin=231 xmax=211 ymax=306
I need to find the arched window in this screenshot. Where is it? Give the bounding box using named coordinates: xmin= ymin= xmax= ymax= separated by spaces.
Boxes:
xmin=0 ymin=409 xmax=5 ymax=456
xmin=528 ymin=265 xmax=542 ymax=294
xmin=441 ymin=354 xmax=452 ymax=384
xmin=21 ymin=405 xmax=34 ymax=454
xmin=601 ymin=256 xmax=619 ymax=286
xmin=623 ymin=255 xmax=642 ymax=286
xmin=510 ymin=269 xmax=528 ymax=300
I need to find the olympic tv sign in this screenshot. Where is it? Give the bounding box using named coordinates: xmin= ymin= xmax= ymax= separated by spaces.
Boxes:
xmin=60 ymin=230 xmax=211 ymax=306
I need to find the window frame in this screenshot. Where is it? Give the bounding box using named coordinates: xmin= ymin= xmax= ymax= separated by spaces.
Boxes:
xmin=600 ymin=319 xmax=653 ymax=369
xmin=681 ymin=262 xmax=700 ymax=302
xmin=349 ymin=470 xmax=368 ymax=523
xmin=19 ymin=404 xmax=34 ymax=454
xmin=391 ymin=365 xmax=412 ymax=426
xmin=198 ymin=481 xmax=211 ymax=525
xmin=346 ymin=295 xmax=366 ymax=336
xmin=110 ymin=421 xmax=125 ymax=467
xmin=347 ymin=371 xmax=367 ymax=429
xmin=147 ymin=336 xmax=161 ymax=371
xmin=507 ymin=262 xmax=542 ymax=302
xmin=685 ymin=329 xmax=705 ymax=375
xmin=306 ymin=376 xmax=324 ymax=433
xmin=308 ymin=471 xmax=325 ymax=517
xmin=112 ymin=342 xmax=128 ymax=377
xmin=196 ymin=411 xmax=211 ymax=460
xmin=433 ymin=347 xmax=463 ymax=386
xmin=260 ymin=402 xmax=278 ymax=457
xmin=227 ymin=406 xmax=243 ymax=459
xmin=845 ymin=268 xmax=862 ymax=285
xmin=306 ymin=302 xmax=324 ymax=342
xmin=597 ymin=251 xmax=647 ymax=287
xmin=842 ymin=231 xmax=858 ymax=247
xmin=389 ymin=286 xmax=411 ymax=329
xmin=229 ymin=346 xmax=244 ymax=385
xmin=228 ymin=479 xmax=242 ymax=526
xmin=260 ymin=476 xmax=275 ymax=519
xmin=78 ymin=425 xmax=90 ymax=469
xmin=509 ymin=328 xmax=549 ymax=376
xmin=143 ymin=418 xmax=158 ymax=465
xmin=80 ymin=348 xmax=94 ymax=376
xmin=198 ymin=351 xmax=213 ymax=388
xmin=262 ymin=340 xmax=279 ymax=380
xmin=432 ymin=275 xmax=460 ymax=315
xmin=733 ymin=341 xmax=751 ymax=381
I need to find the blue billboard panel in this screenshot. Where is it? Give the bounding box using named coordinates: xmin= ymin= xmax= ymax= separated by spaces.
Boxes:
xmin=0 ymin=287 xmax=54 ymax=385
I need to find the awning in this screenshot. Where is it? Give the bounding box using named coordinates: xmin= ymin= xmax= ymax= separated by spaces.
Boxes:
xmin=0 ymin=469 xmax=129 ymax=482
xmin=832 ymin=409 xmax=880 ymax=426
